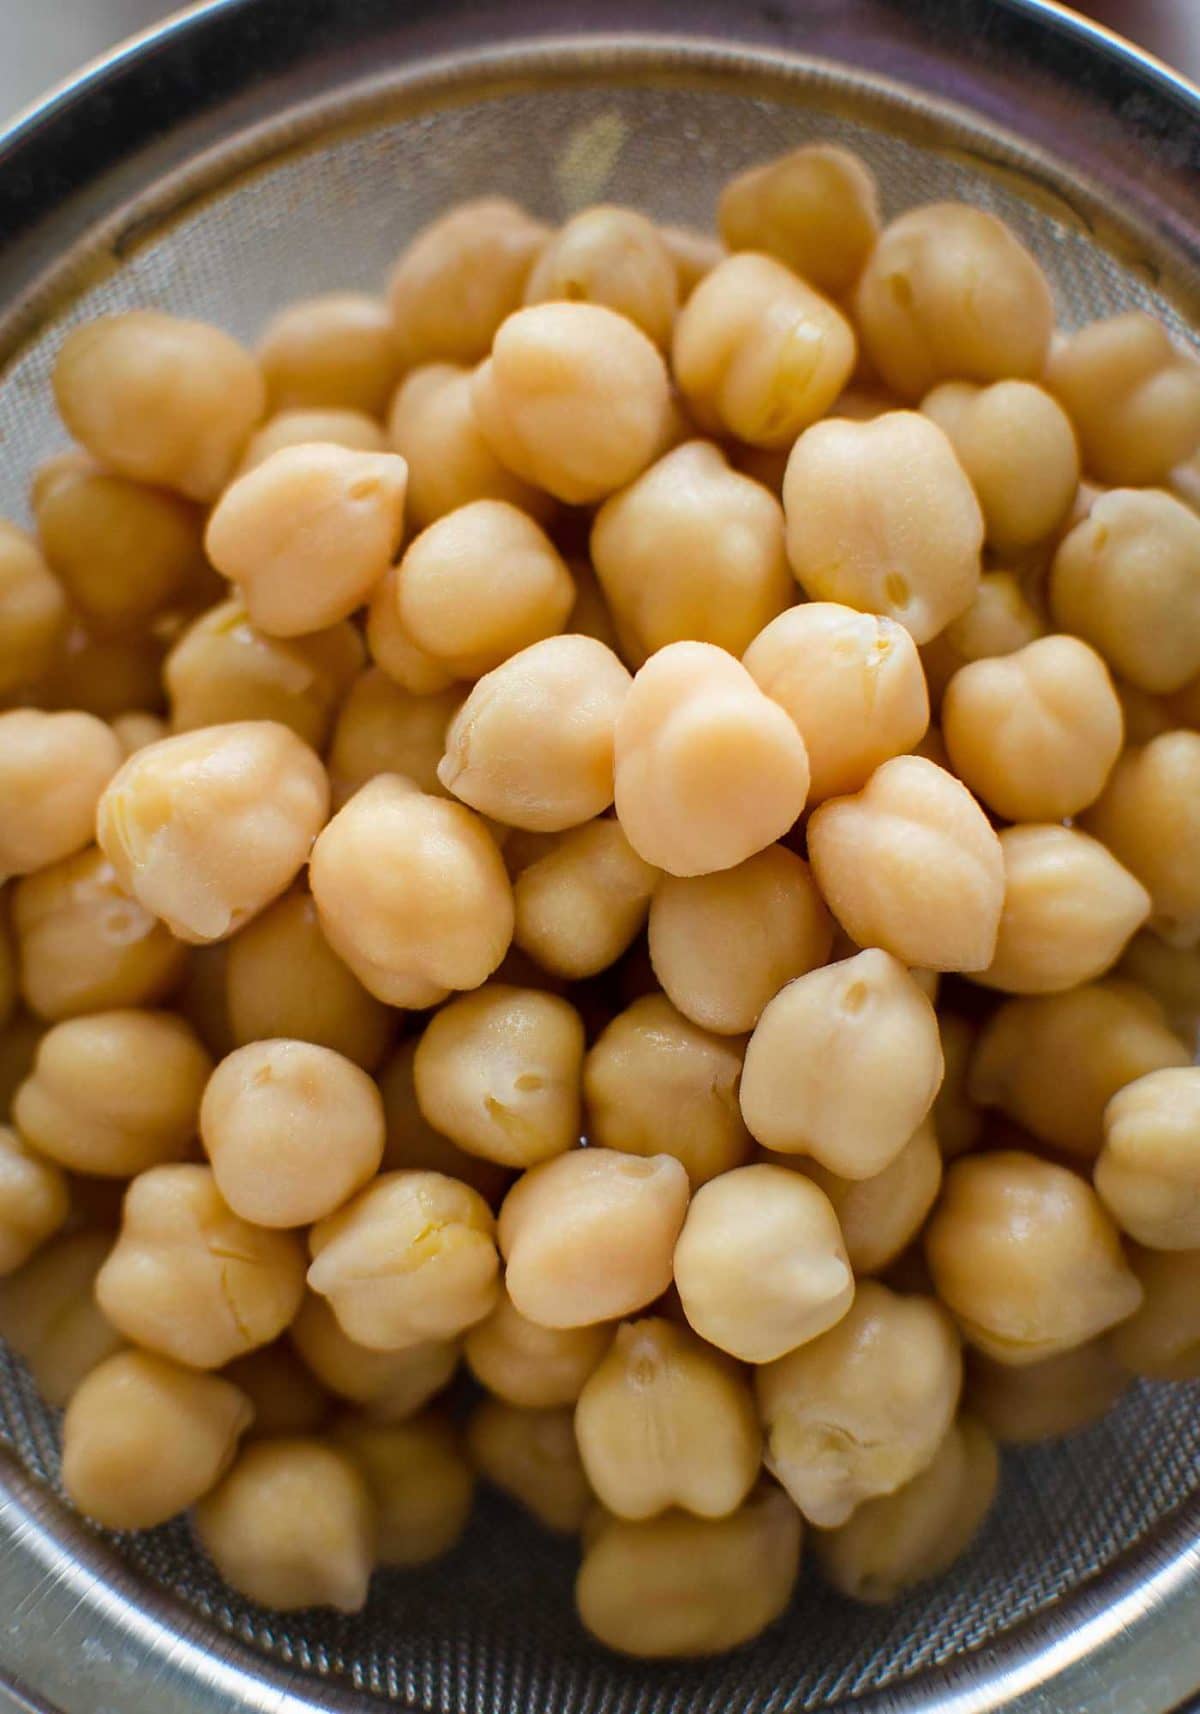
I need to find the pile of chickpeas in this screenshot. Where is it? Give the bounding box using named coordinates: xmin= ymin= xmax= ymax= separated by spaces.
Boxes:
xmin=2 ymin=138 xmax=1200 ymax=1661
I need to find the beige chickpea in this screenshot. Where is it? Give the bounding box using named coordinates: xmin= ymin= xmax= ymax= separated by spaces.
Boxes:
xmin=613 ymin=641 xmax=809 ymax=877
xmin=0 ymin=1228 xmax=123 ymax=1405
xmin=583 ymin=994 xmax=752 ymax=1187
xmin=53 ymin=310 xmax=265 ymax=500
xmin=740 ymin=951 xmax=942 ymax=1176
xmin=1095 ymin=1066 xmax=1200 ymax=1249
xmin=464 ymin=1291 xmax=609 ymax=1408
xmin=926 ymin=1152 xmax=1143 ymax=1364
xmin=1084 ymin=732 xmax=1200 ymax=945
xmin=466 ymin=1398 xmax=591 ymax=1533
xmin=920 ymin=569 xmax=1047 ymax=707
xmin=237 ymin=406 xmax=387 ymax=472
xmin=498 ymin=1147 xmax=689 ymax=1328
xmin=308 ymin=1170 xmax=499 ymax=1350
xmin=439 ymin=635 xmax=632 ymax=833
xmin=388 ymin=198 xmax=548 ymax=368
xmin=309 ymin=776 xmax=512 ymax=1007
xmin=743 ymin=604 xmax=929 ymax=802
xmin=377 ymin=1038 xmax=511 ymax=1204
xmin=62 ymin=1348 xmax=252 ymax=1529
xmin=335 ymin=1412 xmax=474 ymax=1566
xmin=512 ymin=818 xmax=658 ymax=980
xmin=257 ymin=291 xmax=399 ymax=416
xmin=929 ymin=1014 xmax=980 ymax=1159
xmin=815 ymin=1415 xmax=998 ymax=1604
xmin=853 ymin=203 xmax=1054 ymax=400
xmin=808 ymin=757 xmax=1005 ymax=973
xmin=13 ymin=847 xmax=185 ymax=1023
xmin=782 ymin=411 xmax=982 ymax=643
xmin=0 ymin=521 xmax=66 ymax=698
xmin=224 ymin=1341 xmax=330 ymax=1439
xmin=673 ymin=1163 xmax=852 ymax=1363
xmin=0 ymin=1123 xmax=68 ymax=1275
xmin=672 ymin=252 xmax=855 ymax=448
xmin=1050 ymin=489 xmax=1200 ymax=694
xmin=658 ymin=224 xmax=724 ymax=299
xmin=757 ymin=1282 xmax=961 ymax=1527
xmin=575 ymin=1318 xmax=760 ymax=1521
xmin=576 ymin=1486 xmax=801 ymax=1658
xmin=413 ymin=986 xmax=583 ymax=1170
xmin=96 ymin=1164 xmax=306 ymax=1366
xmin=34 ymin=619 xmax=167 ymax=721
xmin=1045 ymin=311 xmax=1200 ymax=486
xmin=195 ymin=1437 xmax=374 ymax=1612
xmin=1109 ymin=1247 xmax=1200 ymax=1380
xmin=524 ymin=205 xmax=679 ymax=348
xmin=796 ymin=1120 xmax=943 ymax=1276
xmin=206 ymin=442 xmax=407 ymax=637
xmin=0 ymin=710 xmax=122 ymax=882
xmin=289 ymin=1292 xmax=458 ymax=1416
xmin=365 ymin=564 xmax=459 ymax=694
xmin=97 ymin=721 xmax=329 ymax=944
xmin=966 ymin=1339 xmax=1128 ymax=1443
xmin=922 ymin=380 xmax=1080 ymax=551
xmin=111 ymin=711 xmax=169 ymax=756
xmin=1119 ymin=931 xmax=1200 ymax=1045
xmin=970 ymin=981 xmax=1188 ymax=1159
xmin=328 ymin=668 xmax=460 ymax=807
xmin=978 ymin=825 xmax=1150 ymax=994
xmin=718 ymin=143 xmax=880 ymax=297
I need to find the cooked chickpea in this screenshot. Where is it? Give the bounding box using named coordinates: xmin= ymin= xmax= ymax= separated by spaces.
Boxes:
xmin=794 ymin=1119 xmax=942 ymax=1275
xmin=744 ymin=604 xmax=929 ymax=801
xmin=656 ymin=224 xmax=723 ymax=298
xmin=977 ymin=825 xmax=1150 ymax=994
xmin=1045 ymin=311 xmax=1200 ymax=485
xmin=926 ymin=1152 xmax=1143 ymax=1364
xmin=524 ymin=205 xmax=679 ymax=348
xmin=388 ymin=198 xmax=548 ymax=368
xmin=0 ymin=521 xmax=66 ymax=697
xmin=718 ymin=143 xmax=880 ymax=297
xmin=808 ymin=757 xmax=1005 ymax=972
xmin=466 ymin=1398 xmax=591 ymax=1532
xmin=177 ymin=944 xmax=235 ymax=1059
xmin=0 ymin=1123 xmax=68 ymax=1275
xmin=328 ymin=669 xmax=459 ymax=808
xmin=309 ymin=776 xmax=512 ymax=1006
xmin=195 ymin=1437 xmax=374 ymax=1612
xmin=96 ymin=1164 xmax=306 ymax=1366
xmin=237 ymin=406 xmax=387 ymax=472
xmin=756 ymin=1282 xmax=961 ymax=1527
xmin=387 ymin=365 xmax=550 ymax=530
xmin=257 ymin=291 xmax=399 ymax=416
xmin=335 ymin=1412 xmax=474 ymax=1565
xmin=35 ymin=619 xmax=167 ymax=720
xmin=498 ymin=1147 xmax=689 ymax=1328
xmin=1050 ymin=489 xmax=1200 ymax=694
xmin=289 ymin=1292 xmax=458 ymax=1417
xmin=966 ymin=1339 xmax=1128 ymax=1443
xmin=815 ymin=1415 xmax=998 ymax=1603
xmin=672 ymin=252 xmax=855 ymax=447
xmin=782 ymin=411 xmax=982 ymax=643
xmin=308 ymin=1170 xmax=499 ymax=1349
xmin=62 ymin=1349 xmax=252 ymax=1530
xmin=0 ymin=1228 xmax=123 ymax=1405
xmin=1095 ymin=1066 xmax=1200 ymax=1250
xmin=1084 ymin=732 xmax=1200 ymax=944
xmin=673 ymin=1163 xmax=852 ymax=1363
xmin=1119 ymin=931 xmax=1200 ymax=1044
xmin=464 ymin=1291 xmax=609 ymax=1408
xmin=1109 ymin=1247 xmax=1200 ymax=1380
xmin=512 ymin=819 xmax=658 ymax=980
xmin=97 ymin=721 xmax=329 ymax=944
xmin=53 ymin=310 xmax=265 ymax=500
xmin=853 ymin=204 xmax=1054 ymax=399
xmin=919 ymin=569 xmax=1047 ymax=706
xmin=224 ymin=1341 xmax=330 ymax=1439
xmin=364 ymin=565 xmax=459 ymax=694
xmin=439 ymin=635 xmax=632 ymax=832
xmin=921 ymin=380 xmax=1079 ymax=551
xmin=377 ymin=1038 xmax=511 ymax=1204
xmin=0 ymin=710 xmax=122 ymax=881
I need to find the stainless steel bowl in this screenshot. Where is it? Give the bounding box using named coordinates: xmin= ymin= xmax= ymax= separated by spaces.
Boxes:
xmin=2 ymin=4 xmax=1199 ymax=1712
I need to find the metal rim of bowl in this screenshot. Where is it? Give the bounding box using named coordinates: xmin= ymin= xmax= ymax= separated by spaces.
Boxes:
xmin=1 ymin=4 xmax=1200 ymax=1712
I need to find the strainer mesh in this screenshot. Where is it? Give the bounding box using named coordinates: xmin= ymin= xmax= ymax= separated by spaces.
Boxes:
xmin=1 ymin=70 xmax=1199 ymax=1714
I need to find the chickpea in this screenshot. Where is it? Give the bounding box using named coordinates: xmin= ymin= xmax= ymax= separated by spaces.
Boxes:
xmin=659 ymin=224 xmax=725 ymax=299
xmin=439 ymin=635 xmax=632 ymax=832
xmin=377 ymin=1039 xmax=511 ymax=1204
xmin=62 ymin=1349 xmax=253 ymax=1530
xmin=387 ymin=366 xmax=550 ymax=531
xmin=237 ymin=406 xmax=387 ymax=472
xmin=53 ymin=311 xmax=265 ymax=500
xmin=0 ymin=1123 xmax=69 ymax=1275
xmin=96 ymin=1164 xmax=306 ymax=1367
xmin=34 ymin=619 xmax=167 ymax=721
xmin=111 ymin=711 xmax=169 ymax=756
xmin=308 ymin=1170 xmax=499 ymax=1349
xmin=673 ymin=1163 xmax=852 ymax=1363
xmin=978 ymin=825 xmax=1150 ymax=994
xmin=328 ymin=668 xmax=459 ymax=808
xmin=810 ymin=757 xmax=1004 ymax=976
xmin=498 ymin=1147 xmax=689 ymax=1328
xmin=0 ymin=521 xmax=66 ymax=698
xmin=512 ymin=818 xmax=658 ymax=980
xmin=921 ymin=380 xmax=1079 ymax=551
xmin=756 ymin=1282 xmax=961 ymax=1527
xmin=0 ymin=1229 xmax=123 ymax=1407
xmin=195 ymin=1437 xmax=374 ymax=1612
xmin=524 ymin=205 xmax=679 ymax=348
xmin=718 ymin=143 xmax=880 ymax=297
xmin=1109 ymin=1247 xmax=1200 ymax=1380
xmin=177 ymin=944 xmax=235 ymax=1060
xmin=335 ymin=1412 xmax=474 ymax=1566
xmin=97 ymin=722 xmax=329 ymax=944
xmin=815 ymin=1415 xmax=998 ymax=1604
xmin=256 ymin=291 xmax=399 ymax=416
xmin=970 ymin=981 xmax=1188 ymax=1159
xmin=920 ymin=569 xmax=1047 ymax=707
xmin=205 ymin=442 xmax=407 ymax=637
xmin=13 ymin=846 xmax=188 ymax=1021
xmin=1119 ymin=931 xmax=1200 ymax=1045
xmin=466 ymin=1398 xmax=591 ymax=1532
xmin=853 ymin=203 xmax=1054 ymax=399
xmin=224 ymin=1341 xmax=330 ymax=1439
xmin=782 ymin=411 xmax=982 ymax=643
xmin=1083 ymin=732 xmax=1200 ymax=944
xmin=1045 ymin=312 xmax=1200 ymax=486
xmin=289 ymin=1292 xmax=458 ymax=1416
xmin=794 ymin=1119 xmax=942 ymax=1276
xmin=388 ymin=198 xmax=548 ymax=368
xmin=1094 ymin=1067 xmax=1200 ymax=1250
xmin=464 ymin=1291 xmax=609 ymax=1408
xmin=1050 ymin=489 xmax=1200 ymax=694
xmin=966 ymin=1339 xmax=1128 ymax=1444
xmin=309 ymin=777 xmax=513 ymax=1007
xmin=933 ymin=1014 xmax=984 ymax=1160
xmin=364 ymin=565 xmax=459 ymax=695
xmin=0 ymin=710 xmax=122 ymax=882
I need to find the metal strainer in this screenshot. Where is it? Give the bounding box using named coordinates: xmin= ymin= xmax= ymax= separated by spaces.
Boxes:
xmin=2 ymin=3 xmax=1200 ymax=1711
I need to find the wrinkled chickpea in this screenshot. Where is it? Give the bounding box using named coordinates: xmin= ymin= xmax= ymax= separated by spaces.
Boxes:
xmin=919 ymin=569 xmax=1047 ymax=706
xmin=335 ymin=1413 xmax=474 ymax=1567
xmin=1109 ymin=1247 xmax=1200 ymax=1381
xmin=237 ymin=406 xmax=387 ymax=472
xmin=0 ymin=1228 xmax=123 ymax=1406
xmin=966 ymin=1339 xmax=1128 ymax=1444
xmin=377 ymin=1039 xmax=511 ymax=1205
xmin=466 ymin=1398 xmax=592 ymax=1533
xmin=289 ymin=1291 xmax=458 ymax=1417
xmin=1083 ymin=732 xmax=1200 ymax=944
xmin=257 ymin=291 xmax=399 ymax=416
xmin=224 ymin=1341 xmax=330 ymax=1439
xmin=328 ymin=669 xmax=460 ymax=807
xmin=513 ymin=818 xmax=658 ymax=980
xmin=387 ymin=363 xmax=551 ymax=528
xmin=524 ymin=205 xmax=679 ymax=348
xmin=464 ymin=1291 xmax=610 ymax=1408
xmin=0 ymin=710 xmax=123 ymax=882
xmin=794 ymin=1119 xmax=943 ymax=1276
xmin=498 ymin=1147 xmax=689 ymax=1329
xmin=1095 ymin=1066 xmax=1200 ymax=1250
xmin=0 ymin=521 xmax=66 ymax=698
xmin=718 ymin=143 xmax=880 ymax=297
xmin=0 ymin=1123 xmax=69 ymax=1275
